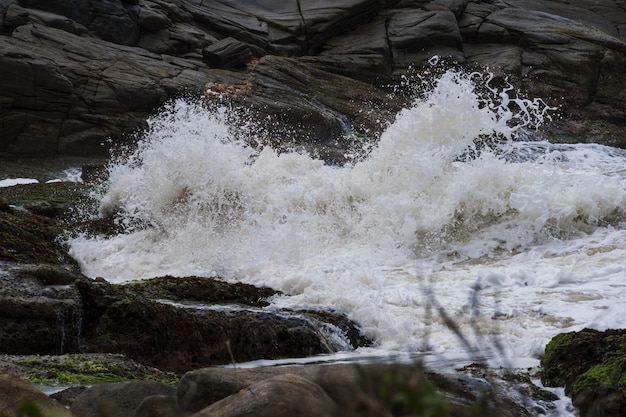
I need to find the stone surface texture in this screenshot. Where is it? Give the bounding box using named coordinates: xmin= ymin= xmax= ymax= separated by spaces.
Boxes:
xmin=0 ymin=0 xmax=625 ymax=159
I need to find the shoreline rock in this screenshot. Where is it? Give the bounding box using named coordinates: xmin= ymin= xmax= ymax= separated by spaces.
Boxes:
xmin=0 ymin=182 xmax=371 ymax=375
xmin=0 ymin=357 xmax=564 ymax=417
xmin=1 ymin=1 xmax=625 ymax=160
xmin=541 ymin=328 xmax=626 ymax=417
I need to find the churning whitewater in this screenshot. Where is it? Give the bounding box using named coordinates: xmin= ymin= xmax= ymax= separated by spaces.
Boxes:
xmin=69 ymin=70 xmax=626 ymax=367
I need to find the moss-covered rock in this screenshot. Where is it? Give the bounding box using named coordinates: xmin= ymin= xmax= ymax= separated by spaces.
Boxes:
xmin=0 ymin=182 xmax=97 ymax=221
xmin=541 ymin=328 xmax=626 ymax=417
xmin=0 ymin=209 xmax=64 ymax=264
xmin=123 ymin=275 xmax=279 ymax=307
xmin=572 ymin=356 xmax=626 ymax=417
xmin=6 ymin=353 xmax=177 ymax=386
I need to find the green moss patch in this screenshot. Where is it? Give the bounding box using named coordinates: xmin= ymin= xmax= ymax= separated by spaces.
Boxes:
xmin=0 ymin=182 xmax=97 ymax=220
xmin=122 ymin=275 xmax=279 ymax=307
xmin=540 ymin=331 xmax=577 ymax=387
xmin=573 ymin=356 xmax=626 ymax=396
xmin=541 ymin=329 xmax=626 ymax=417
xmin=12 ymin=354 xmax=178 ymax=386
xmin=0 ymin=210 xmax=71 ymax=265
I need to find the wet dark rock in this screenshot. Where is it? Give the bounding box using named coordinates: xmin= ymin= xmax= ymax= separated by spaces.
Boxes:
xmin=0 ymin=264 xmax=83 ymax=355
xmin=541 ymin=328 xmax=626 ymax=417
xmin=0 ymin=208 xmax=69 ymax=264
xmin=123 ymin=275 xmax=279 ymax=308
xmin=86 ymin=294 xmax=368 ymax=374
xmin=0 ymin=181 xmax=96 ymax=222
xmin=0 ymin=183 xmax=371 ymax=373
xmin=220 ymin=55 xmax=405 ymax=164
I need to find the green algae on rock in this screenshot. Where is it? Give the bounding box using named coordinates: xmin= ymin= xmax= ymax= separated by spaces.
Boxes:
xmin=541 ymin=328 xmax=626 ymax=417
xmin=0 ymin=182 xmax=97 ymax=221
xmin=1 ymin=353 xmax=178 ymax=386
xmin=0 ymin=208 xmax=74 ymax=266
xmin=122 ymin=275 xmax=279 ymax=307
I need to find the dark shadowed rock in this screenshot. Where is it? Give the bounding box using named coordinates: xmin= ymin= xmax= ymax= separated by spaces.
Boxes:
xmin=86 ymin=294 xmax=369 ymax=374
xmin=191 ymin=373 xmax=336 ymax=417
xmin=0 ymin=195 xmax=85 ymax=355
xmin=219 ymin=54 xmax=406 ymax=164
xmin=70 ymin=381 xmax=176 ymax=417
xmin=0 ymin=372 xmax=65 ymax=416
xmin=202 ymin=37 xmax=253 ymax=69
xmin=136 ymin=394 xmax=188 ymax=417
xmin=387 ymin=8 xmax=464 ymax=67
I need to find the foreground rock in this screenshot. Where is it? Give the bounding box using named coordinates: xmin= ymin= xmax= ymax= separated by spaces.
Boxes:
xmin=541 ymin=328 xmax=626 ymax=417
xmin=0 ymin=372 xmax=65 ymax=416
xmin=0 ymin=360 xmax=560 ymax=417
xmin=70 ymin=381 xmax=177 ymax=417
xmin=55 ymin=362 xmax=559 ymax=417
xmin=191 ymin=373 xmax=336 ymax=417
xmin=1 ymin=1 xmax=625 ymax=160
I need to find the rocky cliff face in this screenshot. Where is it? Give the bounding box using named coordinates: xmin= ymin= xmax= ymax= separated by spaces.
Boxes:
xmin=1 ymin=0 xmax=625 ymax=159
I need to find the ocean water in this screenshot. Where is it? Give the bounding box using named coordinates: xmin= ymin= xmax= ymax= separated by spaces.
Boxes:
xmin=68 ymin=69 xmax=626 ymax=372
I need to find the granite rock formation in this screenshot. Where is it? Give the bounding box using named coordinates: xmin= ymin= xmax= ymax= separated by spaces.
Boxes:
xmin=1 ymin=0 xmax=625 ymax=160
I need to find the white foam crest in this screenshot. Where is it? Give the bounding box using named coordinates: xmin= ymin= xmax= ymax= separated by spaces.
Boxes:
xmin=0 ymin=178 xmax=39 ymax=187
xmin=68 ymin=70 xmax=626 ymax=362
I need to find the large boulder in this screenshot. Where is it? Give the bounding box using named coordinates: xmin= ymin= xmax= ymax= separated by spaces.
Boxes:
xmin=178 ymin=362 xmax=556 ymax=417
xmin=191 ymin=373 xmax=336 ymax=417
xmin=177 ymin=364 xmax=349 ymax=413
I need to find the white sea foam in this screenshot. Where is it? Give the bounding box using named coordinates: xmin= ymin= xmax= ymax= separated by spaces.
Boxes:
xmin=0 ymin=178 xmax=39 ymax=187
xmin=68 ymin=70 xmax=626 ymax=368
